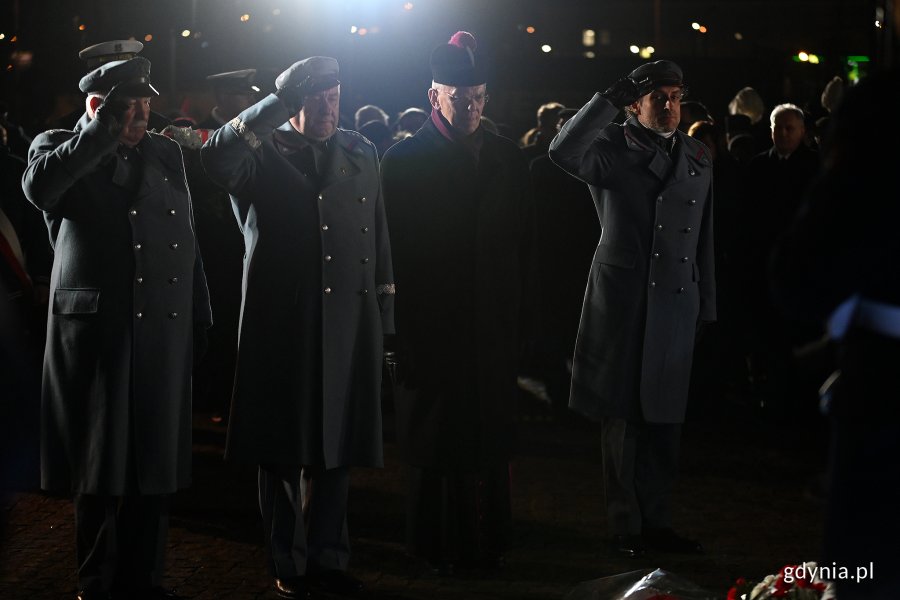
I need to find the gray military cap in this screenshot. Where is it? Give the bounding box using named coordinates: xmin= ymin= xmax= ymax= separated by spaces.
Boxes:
xmin=275 ymin=56 xmax=340 ymax=93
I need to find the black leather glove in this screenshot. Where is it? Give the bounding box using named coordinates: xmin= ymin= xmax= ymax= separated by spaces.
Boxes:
xmin=275 ymin=84 xmax=305 ymax=116
xmin=93 ymin=83 xmax=131 ymax=137
xmin=601 ymin=76 xmax=655 ymax=108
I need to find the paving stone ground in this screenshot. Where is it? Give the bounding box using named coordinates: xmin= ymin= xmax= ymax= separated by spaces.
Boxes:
xmin=1 ymin=389 xmax=827 ymax=600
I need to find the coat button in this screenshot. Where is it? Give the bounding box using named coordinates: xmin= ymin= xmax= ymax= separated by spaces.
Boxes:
xmin=170 ymin=242 xmax=178 ymax=250
xmin=358 ymin=196 xmax=367 ymax=203
xmin=340 ymin=167 xmax=347 ymax=174
xmin=163 ymin=177 xmax=168 ymax=182
xmin=681 ymin=256 xmax=689 ymax=262
xmin=361 ymin=226 xmax=368 ymax=233
xmin=134 ymin=243 xmax=142 ymax=250
xmin=169 ymin=312 xmax=178 ymax=319
xmin=657 ymin=195 xmax=663 ymax=203
xmin=136 ymin=312 xmax=143 ymax=319
xmin=689 ymin=199 xmax=697 ymax=205
xmin=324 ymin=287 xmax=332 ymax=294
xmin=169 ymin=209 xmax=176 ymax=216
xmin=169 ymin=277 xmax=178 ymax=284
xmin=130 ymin=209 xmax=138 ymax=216
xmin=677 ymin=287 xmax=685 ymax=293
xmin=136 ymin=277 xmax=143 ymax=284
xmin=322 ymin=224 xmax=329 ymax=231
xmin=652 ymin=252 xmax=660 ymax=259
xmin=318 ymin=194 xmax=324 ymax=201
xmin=684 ymin=227 xmax=692 ymax=233
xmin=361 ymin=257 xmax=369 ymax=264
xmin=360 ymin=289 xmax=368 ymax=295
xmin=656 ymin=224 xmax=663 ymax=230
xmin=649 ymin=281 xmax=656 ymax=288
xmin=324 ymin=255 xmax=332 ymax=262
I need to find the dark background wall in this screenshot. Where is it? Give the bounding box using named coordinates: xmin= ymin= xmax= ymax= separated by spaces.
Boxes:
xmin=0 ymin=0 xmax=886 ymax=139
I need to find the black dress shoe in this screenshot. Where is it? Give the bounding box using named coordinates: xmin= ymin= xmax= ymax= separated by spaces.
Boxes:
xmin=308 ymin=570 xmax=365 ymax=596
xmin=274 ymin=576 xmax=310 ymax=599
xmin=642 ymin=527 xmax=704 ymax=554
xmin=609 ymin=534 xmax=646 ymax=558
xmin=111 ymin=585 xmax=183 ymax=600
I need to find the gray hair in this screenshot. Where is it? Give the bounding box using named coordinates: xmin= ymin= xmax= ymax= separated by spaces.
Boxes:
xmin=769 ymin=103 xmax=805 ymax=129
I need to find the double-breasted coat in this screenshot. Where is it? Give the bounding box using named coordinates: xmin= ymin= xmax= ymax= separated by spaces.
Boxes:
xmin=549 ymin=93 xmax=716 ymax=424
xmin=380 ymin=118 xmax=536 ymax=470
xmin=200 ymin=95 xmax=394 ymax=469
xmin=22 ymin=114 xmax=212 ymax=495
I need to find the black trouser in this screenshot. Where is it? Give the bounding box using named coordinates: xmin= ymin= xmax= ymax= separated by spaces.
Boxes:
xmin=73 ymin=493 xmax=169 ymax=594
xmin=258 ymin=464 xmax=351 ymax=578
xmin=600 ymin=418 xmax=681 ymax=536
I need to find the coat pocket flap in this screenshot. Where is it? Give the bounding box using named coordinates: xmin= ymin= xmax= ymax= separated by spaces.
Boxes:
xmin=595 ymin=244 xmax=637 ymax=269
xmin=53 ymin=288 xmax=100 ymax=315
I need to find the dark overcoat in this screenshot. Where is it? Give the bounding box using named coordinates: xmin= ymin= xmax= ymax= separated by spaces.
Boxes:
xmin=200 ymin=95 xmax=394 ymax=468
xmin=380 ymin=118 xmax=536 ymax=470
xmin=22 ymin=115 xmax=212 ymax=495
xmin=549 ymin=93 xmax=716 ymax=424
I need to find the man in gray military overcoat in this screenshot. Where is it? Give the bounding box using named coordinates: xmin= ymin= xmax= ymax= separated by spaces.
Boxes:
xmin=549 ymin=59 xmax=715 ymax=559
xmin=22 ymin=57 xmax=211 ymax=600
xmin=200 ymin=56 xmax=394 ymax=599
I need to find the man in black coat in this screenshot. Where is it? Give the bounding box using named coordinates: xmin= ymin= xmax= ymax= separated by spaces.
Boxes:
xmin=381 ymin=31 xmax=536 ymax=574
xmin=22 ymin=57 xmax=212 ymax=600
xmin=739 ymin=103 xmax=820 ymax=412
xmin=549 ymin=60 xmax=715 ymax=558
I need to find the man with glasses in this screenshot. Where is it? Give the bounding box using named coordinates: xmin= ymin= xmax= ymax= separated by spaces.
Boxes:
xmin=201 ymin=56 xmax=394 ymax=599
xmin=549 ymin=60 xmax=715 ymax=559
xmin=380 ymin=31 xmax=536 ymax=575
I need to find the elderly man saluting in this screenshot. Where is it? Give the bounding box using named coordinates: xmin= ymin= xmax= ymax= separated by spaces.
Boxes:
xmin=22 ymin=57 xmax=211 ymax=600
xmin=201 ymin=56 xmax=394 ymax=599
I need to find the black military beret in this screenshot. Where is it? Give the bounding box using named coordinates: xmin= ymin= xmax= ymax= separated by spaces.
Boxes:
xmin=78 ymin=56 xmax=159 ymax=97
xmin=628 ymin=59 xmax=685 ymax=88
xmin=430 ymin=31 xmax=487 ymax=87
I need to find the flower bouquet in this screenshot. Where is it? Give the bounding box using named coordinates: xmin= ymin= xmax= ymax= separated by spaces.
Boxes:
xmin=727 ymin=562 xmax=836 ymax=600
